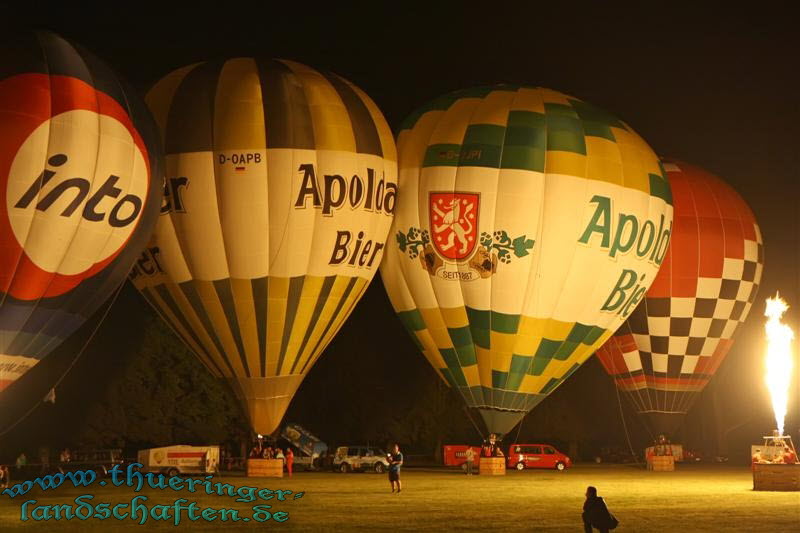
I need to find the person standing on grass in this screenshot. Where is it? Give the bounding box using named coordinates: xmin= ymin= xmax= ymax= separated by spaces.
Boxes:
xmin=286 ymin=448 xmax=294 ymax=477
xmin=15 ymin=453 xmax=26 ymax=473
xmin=464 ymin=446 xmax=475 ymax=475
xmin=388 ymin=443 xmax=403 ymax=493
xmin=582 ymin=486 xmax=618 ymax=532
xmin=0 ymin=465 xmax=9 ymax=489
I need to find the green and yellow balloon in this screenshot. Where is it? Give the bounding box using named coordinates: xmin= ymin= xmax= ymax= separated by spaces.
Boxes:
xmin=130 ymin=59 xmax=397 ymax=435
xmin=380 ymin=86 xmax=673 ymax=436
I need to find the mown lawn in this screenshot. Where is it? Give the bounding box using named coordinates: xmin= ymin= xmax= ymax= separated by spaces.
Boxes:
xmin=1 ymin=464 xmax=798 ymax=531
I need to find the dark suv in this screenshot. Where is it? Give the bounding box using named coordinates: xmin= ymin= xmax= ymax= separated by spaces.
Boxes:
xmin=58 ymin=449 xmax=125 ymax=477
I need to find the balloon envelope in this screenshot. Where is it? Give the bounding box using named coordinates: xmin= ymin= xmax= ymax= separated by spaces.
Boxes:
xmin=0 ymin=31 xmax=162 ymax=394
xmin=380 ymin=86 xmax=673 ymax=435
xmin=596 ymin=159 xmax=763 ymax=436
xmin=130 ymin=58 xmax=397 ymax=435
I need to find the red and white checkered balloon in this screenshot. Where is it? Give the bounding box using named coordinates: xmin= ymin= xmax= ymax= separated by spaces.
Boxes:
xmin=596 ymin=159 xmax=763 ymax=436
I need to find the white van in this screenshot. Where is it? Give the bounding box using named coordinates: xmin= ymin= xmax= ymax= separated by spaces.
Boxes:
xmin=137 ymin=445 xmax=219 ymax=476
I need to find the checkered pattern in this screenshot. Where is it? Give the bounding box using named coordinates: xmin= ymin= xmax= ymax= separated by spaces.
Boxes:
xmin=597 ymin=160 xmax=763 ymax=418
xmin=401 ymin=85 xmax=671 ymax=203
xmin=397 ymin=306 xmax=610 ymax=415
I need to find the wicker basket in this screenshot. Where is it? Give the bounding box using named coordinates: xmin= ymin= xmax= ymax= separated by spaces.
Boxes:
xmin=479 ymin=457 xmax=506 ymax=476
xmin=753 ymin=464 xmax=800 ymax=491
xmin=247 ymin=458 xmax=284 ymax=477
xmin=647 ymin=455 xmax=675 ymax=471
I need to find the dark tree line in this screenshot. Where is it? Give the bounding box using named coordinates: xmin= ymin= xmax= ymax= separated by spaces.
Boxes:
xmin=3 ymin=277 xmax=774 ymax=464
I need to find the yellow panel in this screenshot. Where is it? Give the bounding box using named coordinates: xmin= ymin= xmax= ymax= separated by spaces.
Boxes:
xmin=545 ymin=150 xmax=586 ymax=178
xmin=419 ymin=308 xmax=453 ymax=348
xmin=230 ymin=277 xmax=262 ymax=378
xmin=520 ymin=374 xmax=546 ymax=394
xmin=292 ymin=276 xmax=349 ymax=372
xmin=517 ymin=315 xmax=547 ymax=337
xmin=476 ymin=346 xmax=493 ymax=386
xmin=461 ymin=364 xmax=480 ymax=387
xmin=613 ymin=128 xmax=650 ymax=193
xmin=302 ymin=278 xmax=369 ymax=371
xmin=439 ymin=306 xmax=469 ymax=328
xmin=490 ymin=330 xmax=519 ymax=354
xmin=625 ymin=129 xmax=664 ymax=177
xmin=266 ymin=277 xmax=290 ymax=376
xmin=429 ymin=326 xmax=454 ymax=349
xmin=214 ymin=58 xmax=267 ymax=151
xmin=511 ymin=88 xmax=546 ymax=114
xmin=195 ymin=280 xmax=247 ymax=377
xmin=280 ymin=60 xmax=356 ymax=153
xmin=427 ymin=98 xmax=481 ymax=145
xmin=490 ymin=351 xmax=513 ymax=373
xmin=586 ymin=137 xmax=624 ymax=186
xmin=469 ymin=89 xmax=516 ymax=126
xmin=538 ymin=89 xmax=573 ymax=106
xmin=398 ymin=112 xmax=443 ymax=169
xmin=279 ymin=276 xmax=324 ymax=376
xmin=514 ymin=316 xmax=559 ymax=354
xmin=542 ymin=319 xmax=575 ymax=341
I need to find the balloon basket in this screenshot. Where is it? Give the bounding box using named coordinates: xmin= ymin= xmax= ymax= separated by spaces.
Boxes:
xmin=753 ymin=464 xmax=800 ymax=491
xmin=247 ymin=459 xmax=284 ymax=478
xmin=647 ymin=455 xmax=674 ymax=471
xmin=479 ymin=457 xmax=506 ymax=476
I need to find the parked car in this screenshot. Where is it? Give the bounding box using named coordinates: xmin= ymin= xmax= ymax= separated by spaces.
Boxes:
xmin=595 ymin=445 xmax=639 ymax=464
xmin=333 ymin=446 xmax=390 ymax=473
xmin=58 ymin=449 xmax=125 ymax=477
xmin=507 ymin=444 xmax=571 ymax=471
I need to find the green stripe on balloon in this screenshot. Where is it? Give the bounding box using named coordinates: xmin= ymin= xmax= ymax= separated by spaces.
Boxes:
xmin=649 ymin=173 xmax=673 ymax=204
xmin=501 ymin=110 xmax=547 ymax=172
xmin=397 ymin=309 xmax=425 ymax=331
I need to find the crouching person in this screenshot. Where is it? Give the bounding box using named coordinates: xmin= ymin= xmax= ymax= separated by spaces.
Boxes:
xmin=582 ymin=486 xmax=619 ymax=532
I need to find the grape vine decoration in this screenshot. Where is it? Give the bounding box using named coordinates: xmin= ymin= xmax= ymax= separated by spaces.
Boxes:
xmin=479 ymin=231 xmax=534 ymax=264
xmin=396 ymin=227 xmax=430 ymax=259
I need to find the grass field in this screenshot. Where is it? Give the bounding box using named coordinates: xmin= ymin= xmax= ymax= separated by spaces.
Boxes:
xmin=1 ymin=464 xmax=798 ymax=531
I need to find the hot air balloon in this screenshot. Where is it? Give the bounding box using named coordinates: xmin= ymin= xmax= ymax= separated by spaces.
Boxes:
xmin=0 ymin=31 xmax=162 ymax=394
xmin=380 ymin=86 xmax=673 ymax=436
xmin=596 ymin=159 xmax=763 ymax=436
xmin=129 ymin=59 xmax=397 ymax=435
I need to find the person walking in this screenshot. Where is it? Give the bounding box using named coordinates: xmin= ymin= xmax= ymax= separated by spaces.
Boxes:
xmin=387 ymin=443 xmax=403 ymax=493
xmin=582 ymin=486 xmax=618 ymax=532
xmin=464 ymin=447 xmax=475 ymax=475
xmin=285 ymin=448 xmax=294 ymax=477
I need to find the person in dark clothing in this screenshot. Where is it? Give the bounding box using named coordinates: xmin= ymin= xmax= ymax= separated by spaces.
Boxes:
xmin=582 ymin=486 xmax=617 ymax=532
xmin=387 ymin=443 xmax=403 ymax=493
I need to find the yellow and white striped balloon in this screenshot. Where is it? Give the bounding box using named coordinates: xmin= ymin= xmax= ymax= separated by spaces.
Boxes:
xmin=130 ymin=59 xmax=396 ymax=435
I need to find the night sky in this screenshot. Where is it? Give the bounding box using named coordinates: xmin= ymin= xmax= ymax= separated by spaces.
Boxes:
xmin=1 ymin=3 xmax=797 ymax=458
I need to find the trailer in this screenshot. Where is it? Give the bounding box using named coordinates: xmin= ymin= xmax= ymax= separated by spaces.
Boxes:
xmin=137 ymin=445 xmax=219 ymax=476
xmin=281 ymin=423 xmax=327 ymax=471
